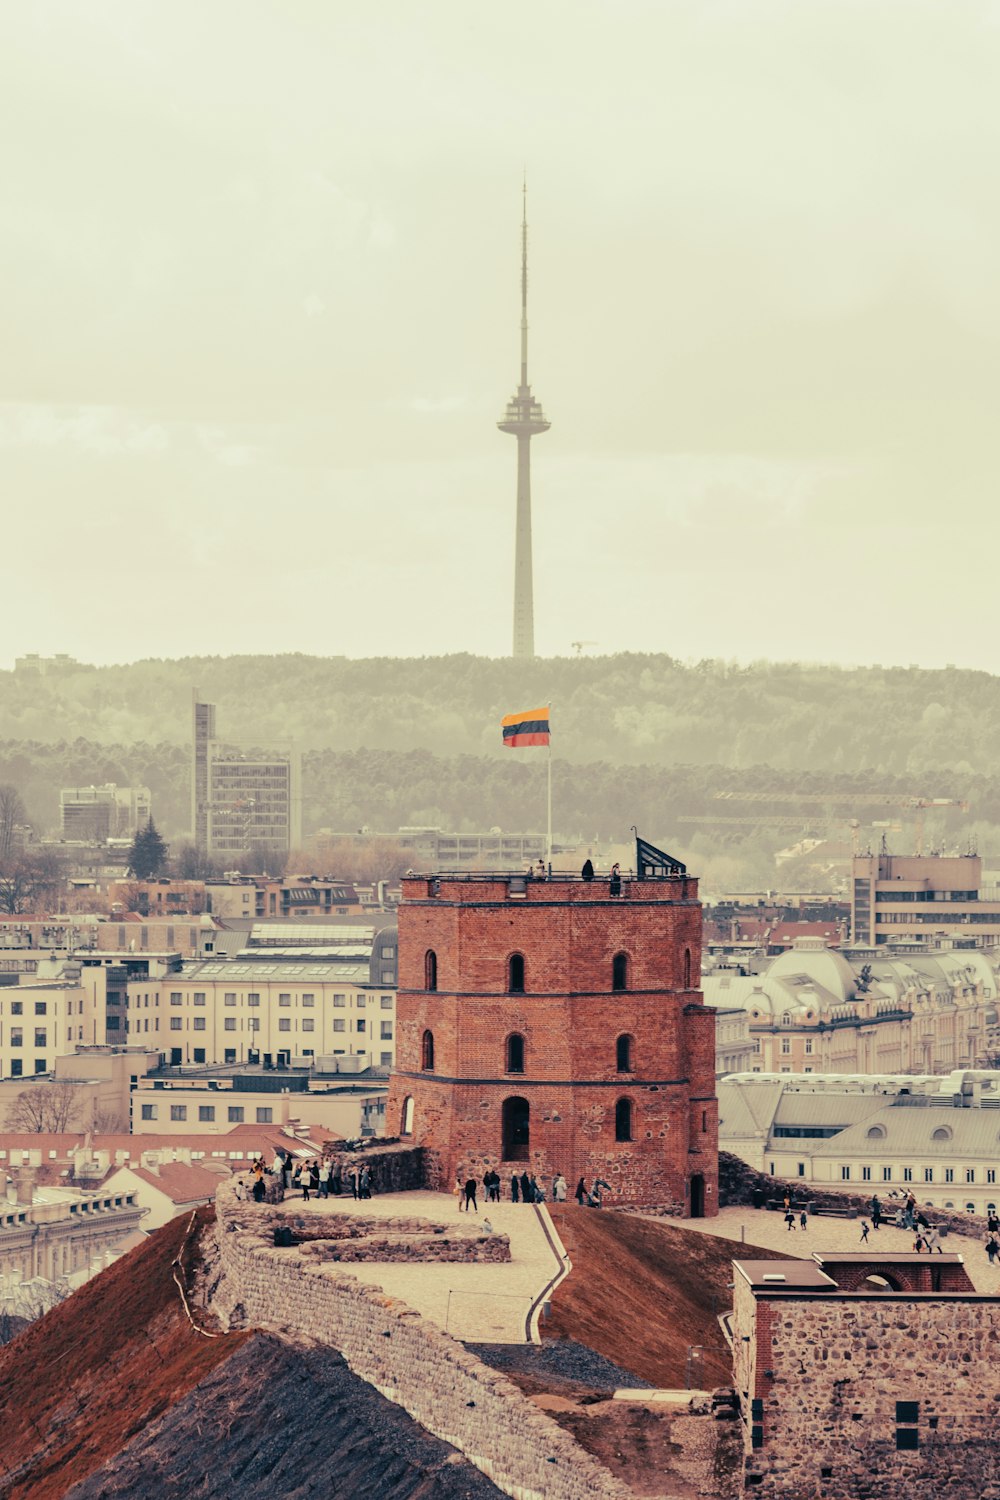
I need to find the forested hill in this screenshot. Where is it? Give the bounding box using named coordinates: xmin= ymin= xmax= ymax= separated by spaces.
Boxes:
xmin=2 ymin=743 xmax=996 ymax=855
xmin=1 ymin=653 xmax=997 ymax=777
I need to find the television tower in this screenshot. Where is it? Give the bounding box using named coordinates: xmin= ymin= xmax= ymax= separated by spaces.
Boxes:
xmin=498 ymin=182 xmax=550 ymax=660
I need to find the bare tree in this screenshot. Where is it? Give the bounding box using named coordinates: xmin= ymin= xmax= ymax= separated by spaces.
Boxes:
xmin=89 ymin=1105 xmax=125 ymax=1133
xmin=0 ymin=850 xmax=64 ymax=916
xmin=5 ymin=1082 xmax=83 ymax=1133
xmin=0 ymin=786 xmax=27 ymax=862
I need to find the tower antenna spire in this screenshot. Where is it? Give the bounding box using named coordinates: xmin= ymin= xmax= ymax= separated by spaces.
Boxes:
xmin=499 ymin=178 xmax=550 ymax=660
xmin=521 ymin=174 xmax=529 ymax=389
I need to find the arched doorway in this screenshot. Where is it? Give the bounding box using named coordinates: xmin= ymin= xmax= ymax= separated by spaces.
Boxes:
xmin=502 ymin=1096 xmax=530 ymax=1161
xmin=690 ymin=1174 xmax=705 ymax=1218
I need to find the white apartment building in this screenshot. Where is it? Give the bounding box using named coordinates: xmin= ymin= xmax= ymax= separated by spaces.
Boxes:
xmin=125 ymin=943 xmax=397 ymax=1070
xmin=0 ymin=973 xmax=107 ymax=1080
xmin=720 ymin=1070 xmax=1000 ymax=1215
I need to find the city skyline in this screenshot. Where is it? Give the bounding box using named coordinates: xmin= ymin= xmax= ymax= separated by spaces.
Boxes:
xmin=3 ymin=2 xmax=1000 ymax=670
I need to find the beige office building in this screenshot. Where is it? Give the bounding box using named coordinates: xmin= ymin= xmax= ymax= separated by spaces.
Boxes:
xmin=852 ymin=852 xmax=1000 ymax=948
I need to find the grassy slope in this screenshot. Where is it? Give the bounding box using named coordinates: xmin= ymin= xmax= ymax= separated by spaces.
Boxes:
xmin=0 ymin=1207 xmax=249 ymax=1500
xmin=546 ymin=1208 xmax=801 ymax=1389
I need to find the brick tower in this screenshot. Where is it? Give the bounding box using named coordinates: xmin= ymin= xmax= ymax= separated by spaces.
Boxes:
xmin=387 ymin=839 xmax=718 ymax=1215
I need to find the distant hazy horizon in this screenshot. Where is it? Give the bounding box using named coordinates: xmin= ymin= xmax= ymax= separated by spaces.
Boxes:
xmin=4 ymin=2 xmax=999 ymax=671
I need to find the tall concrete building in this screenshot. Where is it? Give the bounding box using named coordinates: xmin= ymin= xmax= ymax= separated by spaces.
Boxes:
xmin=497 ymin=184 xmax=549 ymax=660
xmin=191 ymin=693 xmax=301 ymax=862
xmin=851 ymin=852 xmax=1000 ymax=948
xmin=59 ymin=784 xmax=150 ymax=841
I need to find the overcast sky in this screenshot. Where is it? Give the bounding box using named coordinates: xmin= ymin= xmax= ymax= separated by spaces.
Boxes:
xmin=3 ymin=1 xmax=999 ymax=669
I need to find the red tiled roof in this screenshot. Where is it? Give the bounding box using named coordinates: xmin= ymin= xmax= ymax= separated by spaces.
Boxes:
xmin=126 ymin=1163 xmax=226 ymax=1205
xmin=0 ymin=1124 xmax=338 ymax=1163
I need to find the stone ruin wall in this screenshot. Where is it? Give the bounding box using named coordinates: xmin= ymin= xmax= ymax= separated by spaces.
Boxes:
xmin=719 ymin=1151 xmax=985 ymax=1243
xmin=254 ymin=1205 xmax=511 ymax=1264
xmin=744 ymin=1292 xmax=1000 ymax=1498
xmin=210 ymin=1180 xmax=630 ymax=1500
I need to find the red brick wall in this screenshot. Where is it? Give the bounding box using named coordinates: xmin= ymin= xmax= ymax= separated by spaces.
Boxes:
xmin=388 ymin=874 xmax=718 ymax=1213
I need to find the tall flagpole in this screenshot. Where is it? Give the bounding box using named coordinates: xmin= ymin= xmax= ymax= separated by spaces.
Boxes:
xmin=546 ymin=742 xmax=552 ymax=871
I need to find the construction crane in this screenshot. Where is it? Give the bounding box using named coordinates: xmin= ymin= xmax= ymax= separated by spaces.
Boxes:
xmin=570 ymin=641 xmax=598 ymax=655
xmin=677 ymin=815 xmax=901 ymax=854
xmin=710 ymin=792 xmax=969 ymax=855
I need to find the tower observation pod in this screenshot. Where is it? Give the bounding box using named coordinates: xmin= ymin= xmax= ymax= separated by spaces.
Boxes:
xmin=498 ymin=182 xmax=550 ymax=661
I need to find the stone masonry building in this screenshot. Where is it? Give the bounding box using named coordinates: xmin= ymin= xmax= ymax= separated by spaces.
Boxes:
xmin=731 ymin=1252 xmax=1000 ymax=1497
xmin=388 ymin=854 xmax=718 ymax=1212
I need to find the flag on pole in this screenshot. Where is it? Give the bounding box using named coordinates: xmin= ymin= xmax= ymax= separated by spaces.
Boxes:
xmin=501 ymin=706 xmax=550 ymax=748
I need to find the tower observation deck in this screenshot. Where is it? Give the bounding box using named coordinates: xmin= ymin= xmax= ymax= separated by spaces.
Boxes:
xmin=498 ymin=183 xmax=549 ymax=660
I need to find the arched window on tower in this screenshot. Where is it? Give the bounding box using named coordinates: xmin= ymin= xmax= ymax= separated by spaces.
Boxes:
xmin=401 ymin=1096 xmax=414 ymax=1137
xmin=612 ymin=953 xmax=628 ymax=992
xmin=502 ymin=1096 xmax=530 ymax=1161
xmin=615 ymin=1097 xmax=633 ymax=1142
xmin=506 ymin=1033 xmax=525 ymax=1074
xmin=508 ymin=953 xmax=525 ymax=993
xmin=421 ymin=1030 xmax=435 ymax=1071
xmin=425 ymin=949 xmax=437 ymax=991
xmin=616 ymin=1034 xmax=633 ymax=1073
xmin=683 ymin=948 xmax=692 ymax=988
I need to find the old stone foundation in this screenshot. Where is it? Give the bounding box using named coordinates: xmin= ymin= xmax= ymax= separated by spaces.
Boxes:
xmin=209 ymin=1180 xmax=629 ymax=1500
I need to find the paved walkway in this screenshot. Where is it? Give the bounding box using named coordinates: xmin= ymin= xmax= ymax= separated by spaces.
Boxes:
xmin=674 ymin=1205 xmax=1000 ymax=1292
xmin=283 ymin=1188 xmax=567 ymax=1342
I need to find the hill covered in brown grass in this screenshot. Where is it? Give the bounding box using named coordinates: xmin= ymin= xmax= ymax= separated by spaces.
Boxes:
xmin=546 ymin=1209 xmax=799 ymax=1388
xmin=0 ymin=1208 xmax=504 ymax=1500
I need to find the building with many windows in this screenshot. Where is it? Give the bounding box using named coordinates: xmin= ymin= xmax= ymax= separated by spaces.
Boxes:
xmin=851 ymin=852 xmax=1000 ymax=948
xmin=720 ymin=1069 xmax=1000 ymax=1214
xmin=703 ymin=938 xmax=994 ymax=1077
xmin=125 ymin=928 xmax=398 ymax=1070
xmin=130 ymin=1060 xmax=388 ymax=1140
xmin=192 ymin=694 xmax=301 ymax=861
xmin=59 ymin=784 xmax=150 ymax=841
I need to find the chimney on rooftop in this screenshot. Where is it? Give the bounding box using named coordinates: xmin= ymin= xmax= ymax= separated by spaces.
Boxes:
xmin=15 ymin=1169 xmax=36 ymax=1206
xmin=140 ymin=1152 xmax=160 ymax=1176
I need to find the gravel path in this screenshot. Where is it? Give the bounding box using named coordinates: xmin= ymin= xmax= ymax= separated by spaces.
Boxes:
xmin=465 ymin=1337 xmax=653 ymax=1392
xmin=677 ymin=1204 xmax=1000 ymax=1289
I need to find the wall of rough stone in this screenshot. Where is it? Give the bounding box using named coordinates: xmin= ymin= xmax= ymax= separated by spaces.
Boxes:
xmin=211 ymin=1181 xmax=629 ymax=1500
xmin=247 ymin=1204 xmax=512 ymax=1264
xmin=736 ymin=1287 xmax=1000 ymax=1498
xmin=719 ymin=1151 xmax=984 ymax=1244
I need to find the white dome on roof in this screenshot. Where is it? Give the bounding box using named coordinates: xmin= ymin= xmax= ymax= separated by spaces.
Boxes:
xmin=764 ymin=939 xmax=857 ymax=1006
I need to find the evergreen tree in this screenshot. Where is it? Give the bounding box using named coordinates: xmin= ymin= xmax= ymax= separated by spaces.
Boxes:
xmin=127 ymin=817 xmax=168 ymax=878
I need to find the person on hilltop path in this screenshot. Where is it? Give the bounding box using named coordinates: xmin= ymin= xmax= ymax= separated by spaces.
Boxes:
xmin=799 ymin=1210 xmax=808 ymax=1231
xmin=553 ymin=1173 xmax=567 ymax=1203
xmin=575 ymin=1177 xmax=587 ymax=1205
xmin=455 ymin=1175 xmax=464 ymax=1211
xmin=520 ymin=1171 xmax=532 ymax=1203
xmin=464 ymin=1177 xmax=479 ymax=1214
xmin=784 ymin=1209 xmax=796 ymax=1232
xmin=511 ymin=1174 xmax=520 ymax=1204
xmin=860 ymin=1220 xmax=870 ymax=1243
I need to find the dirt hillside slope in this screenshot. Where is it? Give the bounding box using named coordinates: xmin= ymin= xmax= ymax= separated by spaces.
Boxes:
xmin=67 ymin=1333 xmax=505 ymax=1500
xmin=546 ymin=1208 xmax=800 ymax=1388
xmin=0 ymin=1208 xmax=247 ymax=1500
